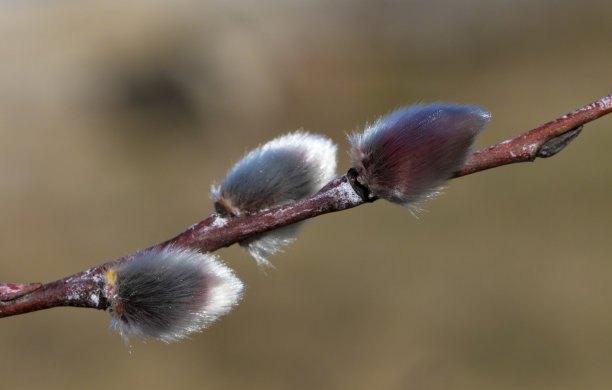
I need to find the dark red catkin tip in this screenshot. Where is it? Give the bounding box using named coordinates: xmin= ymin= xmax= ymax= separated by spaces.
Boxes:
xmin=349 ymin=104 xmax=490 ymax=208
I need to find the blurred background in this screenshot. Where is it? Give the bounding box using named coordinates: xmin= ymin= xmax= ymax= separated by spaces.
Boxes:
xmin=0 ymin=0 xmax=611 ymax=389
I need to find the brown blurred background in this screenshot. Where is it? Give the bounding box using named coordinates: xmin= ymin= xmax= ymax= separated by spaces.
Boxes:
xmin=1 ymin=0 xmax=611 ymax=389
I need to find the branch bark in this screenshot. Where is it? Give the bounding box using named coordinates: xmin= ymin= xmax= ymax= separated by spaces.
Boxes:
xmin=456 ymin=94 xmax=612 ymax=177
xmin=1 ymin=93 xmax=611 ymax=318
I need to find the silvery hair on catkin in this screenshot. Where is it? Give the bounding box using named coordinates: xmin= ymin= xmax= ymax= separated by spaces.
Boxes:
xmin=211 ymin=131 xmax=337 ymax=266
xmin=107 ymin=247 xmax=244 ymax=343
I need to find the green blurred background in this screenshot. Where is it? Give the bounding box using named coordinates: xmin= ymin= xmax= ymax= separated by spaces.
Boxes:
xmin=1 ymin=1 xmax=611 ymax=389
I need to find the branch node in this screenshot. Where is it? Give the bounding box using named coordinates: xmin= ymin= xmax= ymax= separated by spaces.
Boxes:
xmin=347 ymin=168 xmax=378 ymax=203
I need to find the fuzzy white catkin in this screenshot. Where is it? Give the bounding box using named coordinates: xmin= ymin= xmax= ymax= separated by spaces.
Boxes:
xmin=211 ymin=132 xmax=337 ymax=266
xmin=107 ymin=247 xmax=244 ymax=343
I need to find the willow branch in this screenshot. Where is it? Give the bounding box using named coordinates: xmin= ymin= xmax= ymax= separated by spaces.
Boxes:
xmin=1 ymin=94 xmax=611 ymax=318
xmin=456 ymin=94 xmax=612 ymax=177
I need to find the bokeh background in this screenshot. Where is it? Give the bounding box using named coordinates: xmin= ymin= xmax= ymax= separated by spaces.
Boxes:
xmin=1 ymin=1 xmax=611 ymax=389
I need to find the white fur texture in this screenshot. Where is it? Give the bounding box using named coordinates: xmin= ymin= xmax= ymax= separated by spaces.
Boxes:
xmin=211 ymin=132 xmax=337 ymax=266
xmin=107 ymin=247 xmax=244 ymax=343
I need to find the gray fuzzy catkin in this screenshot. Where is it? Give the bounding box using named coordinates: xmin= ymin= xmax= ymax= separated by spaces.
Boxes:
xmin=211 ymin=132 xmax=337 ymax=266
xmin=107 ymin=247 xmax=243 ymax=343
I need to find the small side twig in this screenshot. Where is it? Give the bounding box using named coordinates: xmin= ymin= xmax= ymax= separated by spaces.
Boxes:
xmin=1 ymin=94 xmax=611 ymax=319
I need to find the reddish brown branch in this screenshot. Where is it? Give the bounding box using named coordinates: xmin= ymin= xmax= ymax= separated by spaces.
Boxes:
xmin=0 ymin=176 xmax=362 ymax=317
xmin=1 ymin=94 xmax=611 ymax=318
xmin=456 ymin=94 xmax=612 ymax=177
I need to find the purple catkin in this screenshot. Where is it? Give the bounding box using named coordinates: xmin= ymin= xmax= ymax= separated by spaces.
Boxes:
xmin=350 ymin=104 xmax=490 ymax=208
